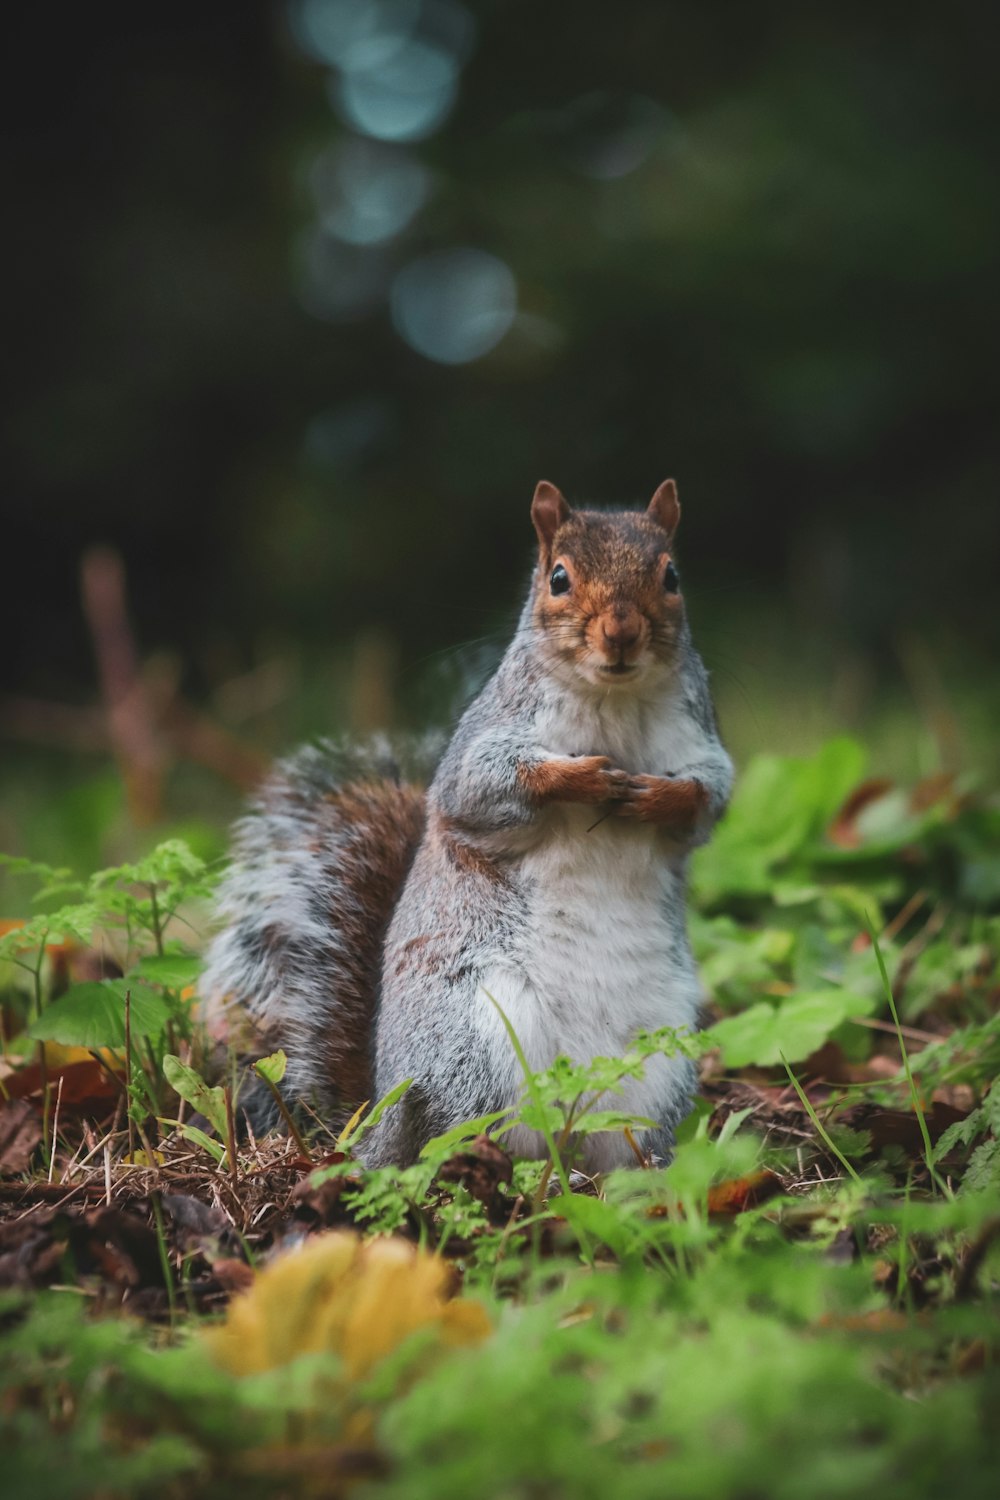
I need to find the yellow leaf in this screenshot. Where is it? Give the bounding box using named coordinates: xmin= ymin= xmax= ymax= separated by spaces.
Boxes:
xmin=336 ymin=1099 xmax=370 ymax=1148
xmin=123 ymin=1149 xmax=165 ymax=1167
xmin=203 ymin=1231 xmax=491 ymax=1381
xmin=38 ymin=1042 xmax=121 ymax=1070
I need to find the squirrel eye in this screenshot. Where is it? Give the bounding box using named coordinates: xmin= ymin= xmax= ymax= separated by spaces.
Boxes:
xmin=663 ymin=561 xmax=680 ymax=594
xmin=550 ymin=564 xmax=570 ymax=596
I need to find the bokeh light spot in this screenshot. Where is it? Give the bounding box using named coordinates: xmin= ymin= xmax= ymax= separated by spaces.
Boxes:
xmin=333 ymin=39 xmax=458 ymax=142
xmin=310 ymin=140 xmax=431 ymax=245
xmin=289 ymin=0 xmax=420 ymax=72
xmin=391 ymin=249 xmax=517 ymax=364
xmin=295 ymin=229 xmax=391 ymax=321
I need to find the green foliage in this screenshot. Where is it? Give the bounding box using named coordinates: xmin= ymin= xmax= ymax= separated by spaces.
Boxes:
xmin=29 ymin=981 xmax=172 ymax=1049
xmin=691 ymin=738 xmax=867 ymax=904
xmin=935 ymin=1084 xmax=1000 ymax=1195
xmin=0 ymin=838 xmax=214 ymax=1131
xmin=711 ymin=989 xmax=876 ymax=1067
xmin=379 ymin=1265 xmax=1000 ymax=1500
xmin=0 ymin=1289 xmax=359 ymax=1498
xmin=161 ymin=1055 xmax=228 ymax=1140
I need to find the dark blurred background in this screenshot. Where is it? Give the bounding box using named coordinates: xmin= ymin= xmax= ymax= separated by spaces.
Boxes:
xmin=2 ymin=0 xmax=997 ymax=866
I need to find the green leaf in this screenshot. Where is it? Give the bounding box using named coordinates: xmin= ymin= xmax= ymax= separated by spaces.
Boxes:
xmin=933 ymin=1109 xmax=986 ymax=1162
xmin=252 ymin=1049 xmax=288 ymax=1085
xmin=133 ymin=953 xmax=203 ymax=989
xmin=716 ymin=1105 xmax=756 ymax=1145
xmin=500 ymin=1099 xmax=564 ymax=1136
xmin=674 ymin=1096 xmax=713 ymax=1146
xmin=572 ymin=1110 xmax=657 ymax=1136
xmin=420 ymin=1111 xmax=515 ymax=1160
xmin=0 ymin=904 xmax=100 ymax=960
xmin=353 ymin=1076 xmax=413 ymax=1137
xmin=162 ymin=1054 xmax=227 ymax=1137
xmin=0 ymin=854 xmax=68 ymax=884
xmin=28 ymin=981 xmax=172 ymax=1048
xmin=963 ymin=1137 xmax=1000 ymax=1195
xmin=557 ymin=1193 xmax=635 ymax=1257
xmin=710 ymin=989 xmax=876 ymax=1068
xmin=692 ymin=738 xmax=867 ymax=902
xmin=159 ymin=1116 xmax=226 ymax=1164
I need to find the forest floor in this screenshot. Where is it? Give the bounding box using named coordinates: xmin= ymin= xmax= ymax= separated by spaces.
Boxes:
xmin=1 ymin=736 xmax=998 ymax=1500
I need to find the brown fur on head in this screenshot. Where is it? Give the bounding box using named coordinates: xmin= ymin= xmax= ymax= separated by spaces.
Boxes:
xmin=530 ymin=479 xmax=686 ymax=687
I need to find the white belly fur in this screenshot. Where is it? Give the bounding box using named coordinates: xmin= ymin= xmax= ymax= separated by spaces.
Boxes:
xmin=474 ymin=675 xmax=705 ymax=1170
xmin=476 ymin=807 xmax=700 ymax=1171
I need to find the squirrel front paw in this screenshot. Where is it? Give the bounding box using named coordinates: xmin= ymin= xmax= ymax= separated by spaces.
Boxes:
xmin=522 ymin=754 xmax=631 ymax=806
xmin=614 ymin=774 xmax=708 ymax=830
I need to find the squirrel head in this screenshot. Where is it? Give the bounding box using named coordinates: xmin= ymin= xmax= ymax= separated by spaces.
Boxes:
xmin=529 ymin=479 xmax=686 ymax=688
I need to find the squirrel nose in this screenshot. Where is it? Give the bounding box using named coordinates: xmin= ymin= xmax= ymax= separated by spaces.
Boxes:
xmin=601 ymin=608 xmax=643 ymax=652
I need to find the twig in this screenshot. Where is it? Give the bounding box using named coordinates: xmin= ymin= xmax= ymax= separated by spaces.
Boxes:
xmin=47 ymin=1074 xmax=64 ymax=1185
xmin=38 ymin=1041 xmax=50 ymax=1161
xmin=880 ymin=889 xmax=928 ymax=945
xmin=623 ymin=1125 xmax=650 ymax=1167
xmin=124 ymin=987 xmax=136 ymax=1162
xmin=849 ymin=1016 xmax=938 ymax=1045
xmin=81 ymin=545 xmax=166 ymax=824
xmin=0 ymin=697 xmax=109 ymax=752
xmin=224 ymin=1084 xmax=239 ymax=1185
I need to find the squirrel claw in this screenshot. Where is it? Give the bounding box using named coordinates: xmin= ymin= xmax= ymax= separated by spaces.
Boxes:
xmin=613 ymin=774 xmax=706 ymax=827
xmin=600 ymin=766 xmax=632 ymax=799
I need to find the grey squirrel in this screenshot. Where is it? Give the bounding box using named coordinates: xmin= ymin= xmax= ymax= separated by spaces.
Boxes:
xmin=203 ymin=479 xmax=733 ymax=1170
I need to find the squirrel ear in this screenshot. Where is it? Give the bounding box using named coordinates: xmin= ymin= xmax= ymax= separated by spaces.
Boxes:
xmin=647 ymin=479 xmax=680 ymax=540
xmin=531 ymin=481 xmax=570 ymax=555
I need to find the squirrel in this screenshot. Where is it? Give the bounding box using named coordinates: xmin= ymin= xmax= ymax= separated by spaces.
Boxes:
xmin=202 ymin=479 xmax=733 ymax=1171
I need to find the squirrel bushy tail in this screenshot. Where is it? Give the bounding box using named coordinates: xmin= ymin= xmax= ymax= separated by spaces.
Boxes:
xmin=202 ymin=741 xmax=426 ymax=1129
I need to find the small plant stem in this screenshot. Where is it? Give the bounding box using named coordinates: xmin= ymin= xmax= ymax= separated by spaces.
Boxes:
xmin=781 ymin=1054 xmax=863 ymax=1186
xmin=866 ymin=914 xmax=950 ymax=1196
xmin=135 ymin=1117 xmax=159 ymax=1168
xmin=533 ymin=1109 xmax=578 ymax=1214
xmin=224 ymin=1083 xmax=238 ymax=1184
xmin=252 ymin=1065 xmax=313 ymax=1162
xmin=124 ymin=986 xmax=136 ymax=1161
xmin=149 ymin=884 xmax=164 ymax=955
xmin=483 ymin=989 xmax=593 ymax=1262
xmin=623 ymin=1126 xmax=648 ymax=1167
xmin=32 ymin=941 xmax=45 ymax=1022
xmin=150 ymin=1191 xmax=178 ymax=1328
xmin=483 ymin=991 xmax=573 ymax=1199
xmin=142 ymin=1035 xmax=162 ymax=1115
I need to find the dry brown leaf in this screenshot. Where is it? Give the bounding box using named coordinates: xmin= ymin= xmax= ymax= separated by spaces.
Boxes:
xmin=827 ymin=779 xmax=894 ymax=848
xmin=0 ymin=1099 xmax=42 ymax=1175
xmin=707 ymin=1170 xmax=782 ymax=1215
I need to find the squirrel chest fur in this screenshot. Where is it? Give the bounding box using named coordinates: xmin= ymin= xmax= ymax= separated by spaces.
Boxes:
xmin=204 ymin=478 xmax=733 ymax=1171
